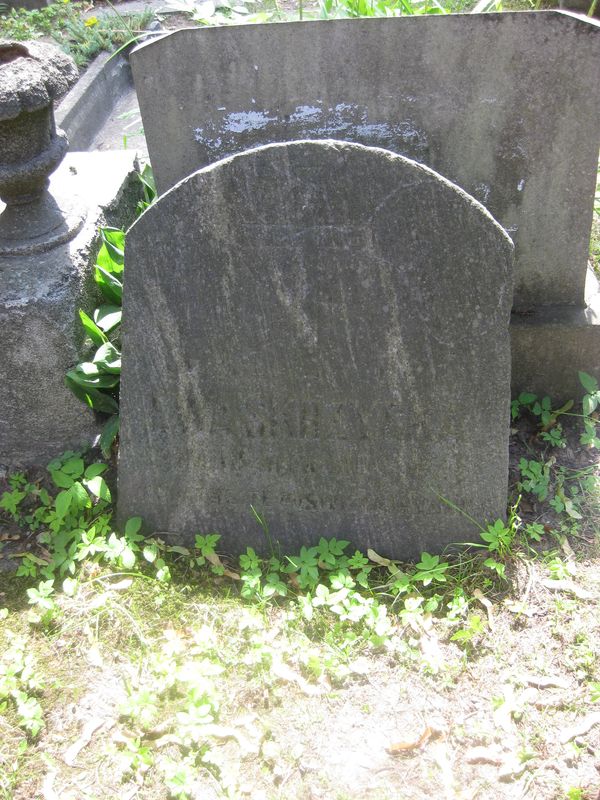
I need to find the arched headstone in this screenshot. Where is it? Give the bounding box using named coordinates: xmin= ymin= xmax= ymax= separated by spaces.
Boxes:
xmin=130 ymin=13 xmax=600 ymax=310
xmin=118 ymin=140 xmax=513 ymax=558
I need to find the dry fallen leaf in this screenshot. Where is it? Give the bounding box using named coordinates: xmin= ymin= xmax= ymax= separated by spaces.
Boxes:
xmin=540 ymin=579 xmax=592 ymax=600
xmin=271 ymin=659 xmax=322 ymax=696
xmin=464 ymin=745 xmax=504 ymax=765
xmin=503 ymin=599 xmax=534 ymax=617
xmin=386 ymin=725 xmax=445 ymax=755
xmin=205 ymin=550 xmax=241 ymax=580
xmin=520 ymin=674 xmax=570 ymax=690
xmin=473 ymin=588 xmax=495 ymax=629
xmin=86 ymin=643 xmax=103 ymax=668
xmin=261 ymin=739 xmax=281 ymax=764
xmin=498 ymin=757 xmax=528 ymax=782
xmin=367 ymin=548 xmax=392 ymax=567
xmin=41 ymin=771 xmax=59 ymax=800
xmin=198 ymin=723 xmax=258 ymax=755
xmin=560 ymin=538 xmax=576 ymax=562
xmin=106 ymin=578 xmax=133 ymax=591
xmin=63 ymin=716 xmax=106 ymax=766
xmin=418 ymin=630 xmax=445 ymax=674
xmin=560 ymin=712 xmax=600 ymax=744
xmin=493 ymin=685 xmax=518 ymax=733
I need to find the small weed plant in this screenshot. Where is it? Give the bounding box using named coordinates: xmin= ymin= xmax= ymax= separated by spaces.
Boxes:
xmin=512 ymin=372 xmax=600 ymax=451
xmin=1 ymin=375 xmax=599 ymax=796
xmin=0 ymin=633 xmax=44 ymax=738
xmin=510 ymin=375 xmax=600 ymax=529
xmin=65 ymin=165 xmax=156 ymax=455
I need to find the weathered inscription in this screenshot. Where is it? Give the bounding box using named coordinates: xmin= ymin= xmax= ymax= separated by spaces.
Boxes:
xmin=192 ymin=400 xmax=414 ymax=440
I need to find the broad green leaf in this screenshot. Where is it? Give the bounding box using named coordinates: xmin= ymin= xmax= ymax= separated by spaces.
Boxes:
xmin=72 ymin=362 xmax=101 ymax=377
xmin=94 ymin=266 xmax=123 ymax=304
xmin=195 ymin=0 xmax=216 ymax=15
xmin=62 ymin=577 xmax=78 ymax=596
xmin=564 ymin=499 xmax=582 ymax=520
xmin=94 ymin=305 xmax=121 ymax=333
xmin=79 ymin=309 xmax=108 ymax=346
xmin=99 ymin=415 xmax=120 ymax=456
xmin=166 ymin=545 xmax=190 ymax=556
xmin=138 ymin=164 xmax=156 ymax=201
xmin=65 ymin=376 xmax=119 ymax=414
xmin=120 ymin=546 xmax=136 ymax=569
xmin=49 ymin=469 xmax=74 ymax=489
xmin=143 ymin=545 xmax=157 ymax=563
xmin=83 ymin=476 xmax=111 ymax=502
xmin=66 ymin=368 xmax=119 ymax=390
xmin=84 ymin=463 xmax=107 ymax=479
xmin=96 ymin=227 xmax=125 ymax=274
xmin=583 ymin=394 xmax=599 ymax=416
xmin=93 ymin=343 xmax=121 ymax=374
xmin=55 ymin=490 xmax=72 ymax=519
xmin=62 ymin=457 xmax=84 ymax=477
xmin=125 ymin=517 xmax=142 ymax=537
xmin=579 ymin=371 xmax=599 ymax=394
xmin=70 ymin=481 xmax=91 ymax=510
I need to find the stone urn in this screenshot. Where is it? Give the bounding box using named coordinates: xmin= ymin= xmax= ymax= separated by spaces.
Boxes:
xmin=0 ymin=40 xmax=81 ymax=255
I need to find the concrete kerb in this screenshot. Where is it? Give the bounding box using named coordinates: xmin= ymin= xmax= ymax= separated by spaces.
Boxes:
xmin=56 ymin=51 xmax=134 ymax=151
xmin=55 ymin=16 xmax=162 ymax=152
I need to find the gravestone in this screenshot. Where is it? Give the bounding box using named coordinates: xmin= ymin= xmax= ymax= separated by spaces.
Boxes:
xmin=130 ymin=12 xmax=600 ymax=312
xmin=118 ymin=141 xmax=513 ymax=558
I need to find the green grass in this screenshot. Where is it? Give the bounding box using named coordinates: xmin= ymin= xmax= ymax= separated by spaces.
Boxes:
xmin=0 ymin=0 xmax=154 ymax=68
xmin=0 ymin=408 xmax=599 ymax=799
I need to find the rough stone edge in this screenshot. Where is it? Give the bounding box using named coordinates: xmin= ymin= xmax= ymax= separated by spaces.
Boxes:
xmin=130 ymin=11 xmax=600 ymax=63
xmin=134 ymin=139 xmax=515 ymax=256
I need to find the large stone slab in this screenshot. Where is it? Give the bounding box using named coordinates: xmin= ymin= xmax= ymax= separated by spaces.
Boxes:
xmin=118 ymin=141 xmax=513 ymax=558
xmin=130 ymin=12 xmax=600 ymax=311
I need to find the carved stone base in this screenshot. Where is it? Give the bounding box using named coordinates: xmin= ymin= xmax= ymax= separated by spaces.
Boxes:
xmin=0 ymin=151 xmax=140 ymax=469
xmin=0 ymin=188 xmax=86 ymax=255
xmin=511 ymin=270 xmax=600 ymax=403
